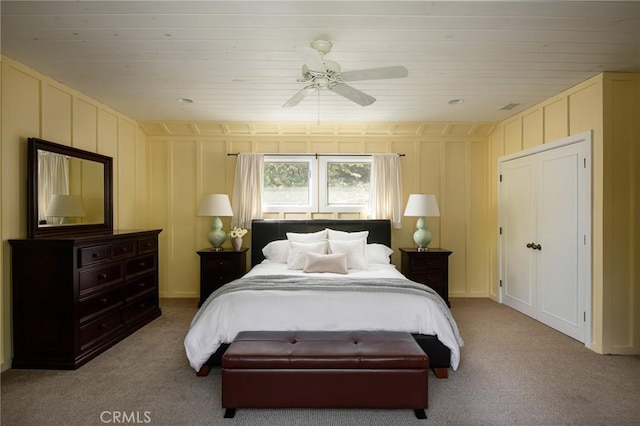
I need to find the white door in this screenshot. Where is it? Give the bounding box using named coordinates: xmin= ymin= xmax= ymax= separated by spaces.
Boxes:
xmin=501 ymin=156 xmax=536 ymax=317
xmin=499 ymin=132 xmax=591 ymax=345
xmin=535 ymin=143 xmax=588 ymax=341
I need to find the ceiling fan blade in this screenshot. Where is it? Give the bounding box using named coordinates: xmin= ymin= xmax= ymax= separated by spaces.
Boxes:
xmin=282 ymin=86 xmax=316 ymax=108
xmin=297 ymin=46 xmax=326 ymax=72
xmin=329 ymin=83 xmax=376 ymax=106
xmin=340 ymin=65 xmax=408 ymax=82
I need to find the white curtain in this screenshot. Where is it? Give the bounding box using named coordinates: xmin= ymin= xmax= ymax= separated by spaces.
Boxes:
xmin=232 ymin=153 xmax=264 ymax=229
xmin=38 ymin=151 xmax=69 ymax=224
xmin=370 ymin=153 xmax=403 ymax=229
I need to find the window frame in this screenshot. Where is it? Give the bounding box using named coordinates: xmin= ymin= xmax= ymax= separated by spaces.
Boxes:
xmin=262 ymin=155 xmax=317 ymax=213
xmin=319 ymin=155 xmax=372 ymax=213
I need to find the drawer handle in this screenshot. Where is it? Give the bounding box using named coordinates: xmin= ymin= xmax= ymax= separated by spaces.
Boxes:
xmin=139 ymin=282 xmax=146 ymax=288
xmin=139 ymin=262 xmax=146 ymax=267
xmin=100 ymin=297 xmax=108 ymax=304
xmin=99 ymin=322 xmax=109 ymax=330
xmin=98 ymin=273 xmax=108 ymax=280
xmin=92 ymin=253 xmax=100 ymax=258
xmin=139 ymin=303 xmax=147 ymax=309
xmin=145 ymin=243 xmax=152 ymax=248
xmin=122 ymin=247 xmax=128 ymax=252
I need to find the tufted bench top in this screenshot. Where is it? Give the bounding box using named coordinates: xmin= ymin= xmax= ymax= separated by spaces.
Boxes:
xmin=222 ymin=330 xmax=428 ymax=370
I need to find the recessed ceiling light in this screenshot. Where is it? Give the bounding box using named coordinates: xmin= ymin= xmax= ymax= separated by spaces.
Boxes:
xmin=176 ymin=98 xmax=194 ymax=104
xmin=448 ymin=99 xmax=464 ymax=105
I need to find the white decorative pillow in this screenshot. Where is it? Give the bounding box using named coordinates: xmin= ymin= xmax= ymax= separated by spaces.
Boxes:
xmin=261 ymin=240 xmax=290 ymax=263
xmin=366 ymin=243 xmax=394 ymax=264
xmin=287 ymin=241 xmax=327 ymax=270
xmin=328 ymin=238 xmax=367 ymax=270
xmin=303 ymin=252 xmax=348 ymax=274
xmin=326 ymin=228 xmax=369 ymax=241
xmin=286 ymin=229 xmax=328 ymax=243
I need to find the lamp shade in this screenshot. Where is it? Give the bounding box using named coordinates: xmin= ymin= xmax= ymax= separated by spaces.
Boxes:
xmin=198 ymin=194 xmax=233 ymax=217
xmin=46 ymin=194 xmax=86 ymax=217
xmin=403 ymin=194 xmax=440 ymax=217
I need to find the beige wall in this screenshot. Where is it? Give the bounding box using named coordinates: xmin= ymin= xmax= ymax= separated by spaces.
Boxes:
xmin=489 ymin=72 xmax=640 ymax=355
xmin=0 ymin=56 xmax=149 ymax=371
xmin=141 ymin=122 xmax=494 ymax=300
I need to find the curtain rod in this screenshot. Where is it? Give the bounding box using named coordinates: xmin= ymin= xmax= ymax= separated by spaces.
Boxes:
xmin=227 ymin=153 xmax=405 ymax=158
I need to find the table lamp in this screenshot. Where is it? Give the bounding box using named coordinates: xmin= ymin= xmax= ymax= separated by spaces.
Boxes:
xmin=46 ymin=194 xmax=86 ymax=224
xmin=404 ymin=194 xmax=440 ymax=251
xmin=198 ymin=194 xmax=234 ymax=250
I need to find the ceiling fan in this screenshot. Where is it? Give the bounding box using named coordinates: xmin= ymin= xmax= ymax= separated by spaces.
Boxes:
xmin=282 ymin=40 xmax=408 ymax=108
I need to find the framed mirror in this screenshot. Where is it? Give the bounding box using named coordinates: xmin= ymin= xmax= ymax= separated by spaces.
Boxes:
xmin=27 ymin=137 xmax=113 ymax=238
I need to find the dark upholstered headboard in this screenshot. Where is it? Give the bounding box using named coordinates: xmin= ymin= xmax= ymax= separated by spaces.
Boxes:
xmin=251 ymin=219 xmax=391 ymax=267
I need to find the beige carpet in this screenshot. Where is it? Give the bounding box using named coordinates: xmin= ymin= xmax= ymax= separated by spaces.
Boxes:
xmin=2 ymin=298 xmax=639 ymax=425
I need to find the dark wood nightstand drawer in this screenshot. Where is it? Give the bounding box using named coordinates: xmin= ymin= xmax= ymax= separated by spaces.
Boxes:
xmin=202 ymin=256 xmax=240 ymax=272
xmin=79 ymin=245 xmax=111 ymax=267
xmin=408 ymin=256 xmax=446 ymax=272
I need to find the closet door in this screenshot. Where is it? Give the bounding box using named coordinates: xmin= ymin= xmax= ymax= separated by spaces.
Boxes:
xmin=535 ymin=143 xmax=588 ymax=341
xmin=501 ymin=156 xmax=536 ymax=317
xmin=499 ymin=132 xmax=591 ymax=344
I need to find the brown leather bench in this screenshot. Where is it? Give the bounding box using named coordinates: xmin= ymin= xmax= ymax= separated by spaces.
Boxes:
xmin=221 ymin=330 xmax=429 ymax=419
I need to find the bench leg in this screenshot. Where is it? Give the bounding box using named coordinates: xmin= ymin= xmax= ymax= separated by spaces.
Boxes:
xmin=414 ymin=409 xmax=427 ymax=419
xmin=224 ymin=409 xmax=236 ymax=418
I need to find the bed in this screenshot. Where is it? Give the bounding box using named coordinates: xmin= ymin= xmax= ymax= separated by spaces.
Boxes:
xmin=184 ymin=219 xmax=463 ymax=378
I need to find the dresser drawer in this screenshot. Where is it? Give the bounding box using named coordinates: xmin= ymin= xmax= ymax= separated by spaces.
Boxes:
xmin=79 ymin=310 xmax=124 ymax=351
xmin=125 ymin=254 xmax=155 ymax=276
xmin=138 ymin=238 xmax=157 ymax=254
xmin=123 ymin=293 xmax=158 ymax=324
xmin=79 ymin=264 xmax=123 ymax=293
xmin=79 ymin=287 xmax=124 ymax=323
xmin=112 ymin=241 xmax=136 ymax=259
xmin=408 ymin=256 xmax=445 ymax=272
xmin=79 ymin=245 xmax=111 ymax=267
xmin=125 ymin=274 xmax=155 ymax=300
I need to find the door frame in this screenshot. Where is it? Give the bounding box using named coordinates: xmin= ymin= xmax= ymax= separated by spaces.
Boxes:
xmin=497 ymin=130 xmax=592 ymax=348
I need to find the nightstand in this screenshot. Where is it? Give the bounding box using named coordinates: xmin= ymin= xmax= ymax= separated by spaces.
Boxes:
xmin=400 ymin=248 xmax=452 ymax=307
xmin=197 ymin=248 xmax=248 ymax=307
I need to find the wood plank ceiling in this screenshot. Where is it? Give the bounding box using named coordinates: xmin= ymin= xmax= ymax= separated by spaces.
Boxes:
xmin=2 ymin=1 xmax=639 ymax=123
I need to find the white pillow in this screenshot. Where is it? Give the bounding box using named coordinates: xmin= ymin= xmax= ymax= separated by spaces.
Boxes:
xmin=326 ymin=228 xmax=369 ymax=241
xmin=287 ymin=241 xmax=327 ymax=269
xmin=303 ymin=252 xmax=348 ymax=274
xmin=328 ymin=238 xmax=367 ymax=270
xmin=286 ymin=229 xmax=328 ymax=243
xmin=261 ymin=240 xmax=290 ymax=263
xmin=366 ymin=243 xmax=394 ymax=264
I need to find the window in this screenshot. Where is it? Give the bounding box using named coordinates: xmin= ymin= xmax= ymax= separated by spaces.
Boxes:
xmin=319 ymin=156 xmax=371 ymax=213
xmin=262 ymin=155 xmax=371 ymax=213
xmin=263 ymin=156 xmax=317 ymax=212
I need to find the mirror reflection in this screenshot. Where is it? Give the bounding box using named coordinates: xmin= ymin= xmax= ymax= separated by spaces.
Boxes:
xmin=37 ymin=150 xmax=105 ymax=227
xmin=28 ymin=137 xmax=113 ymax=238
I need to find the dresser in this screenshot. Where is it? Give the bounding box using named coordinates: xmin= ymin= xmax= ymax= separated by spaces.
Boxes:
xmin=197 ymin=248 xmax=248 ymax=307
xmin=400 ymin=248 xmax=452 ymax=307
xmin=9 ymin=230 xmax=162 ymax=369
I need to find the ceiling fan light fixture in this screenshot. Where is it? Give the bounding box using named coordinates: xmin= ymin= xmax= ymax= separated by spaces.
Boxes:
xmin=448 ymin=98 xmax=464 ymax=105
xmin=176 ymin=97 xmax=194 ymax=104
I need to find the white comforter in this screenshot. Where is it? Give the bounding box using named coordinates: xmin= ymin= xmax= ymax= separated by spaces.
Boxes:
xmin=184 ymin=261 xmax=462 ymax=371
